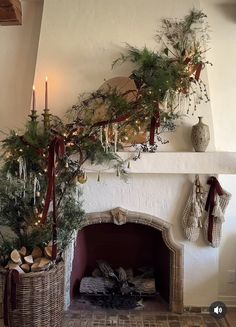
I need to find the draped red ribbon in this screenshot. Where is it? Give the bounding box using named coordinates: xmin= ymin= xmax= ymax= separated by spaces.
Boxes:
xmin=149 ymin=104 xmax=160 ymax=146
xmin=183 ymin=57 xmax=203 ymax=81
xmin=3 ymin=270 xmax=20 ymax=326
xmin=195 ymin=63 xmax=203 ymax=81
xmin=41 ymin=136 xmax=65 ymax=261
xmin=205 ymin=176 xmax=224 ymax=244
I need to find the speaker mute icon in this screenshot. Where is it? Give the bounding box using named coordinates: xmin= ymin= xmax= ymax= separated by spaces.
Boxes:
xmin=210 ymin=301 xmax=227 ymax=319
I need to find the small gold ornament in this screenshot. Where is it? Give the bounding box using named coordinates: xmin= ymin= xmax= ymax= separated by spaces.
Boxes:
xmin=77 ymin=172 xmax=87 ymax=184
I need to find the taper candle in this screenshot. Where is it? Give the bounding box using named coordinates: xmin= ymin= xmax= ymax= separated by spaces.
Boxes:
xmin=32 ymin=85 xmax=35 ymax=111
xmin=45 ymin=76 xmax=48 ymax=109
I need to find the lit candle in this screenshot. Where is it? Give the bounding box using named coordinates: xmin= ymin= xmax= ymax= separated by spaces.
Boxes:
xmin=45 ymin=76 xmax=48 ymax=109
xmin=32 ymin=85 xmax=36 ymax=111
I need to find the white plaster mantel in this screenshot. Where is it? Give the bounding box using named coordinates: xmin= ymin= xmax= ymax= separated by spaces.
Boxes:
xmin=83 ymin=152 xmax=236 ymax=175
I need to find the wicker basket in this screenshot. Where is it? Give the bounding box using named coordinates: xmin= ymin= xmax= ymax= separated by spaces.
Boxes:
xmin=0 ymin=261 xmax=64 ymax=327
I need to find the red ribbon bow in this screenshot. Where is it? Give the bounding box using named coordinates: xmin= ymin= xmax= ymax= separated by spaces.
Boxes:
xmin=205 ymin=176 xmax=224 ymax=244
xmin=41 ymin=136 xmax=65 ymax=260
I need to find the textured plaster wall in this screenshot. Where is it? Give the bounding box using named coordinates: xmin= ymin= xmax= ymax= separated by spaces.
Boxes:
xmin=200 ymin=0 xmax=236 ymax=305
xmin=0 ymin=0 xmax=43 ymax=135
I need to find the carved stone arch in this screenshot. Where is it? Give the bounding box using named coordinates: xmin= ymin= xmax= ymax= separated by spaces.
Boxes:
xmin=78 ymin=207 xmax=184 ymax=313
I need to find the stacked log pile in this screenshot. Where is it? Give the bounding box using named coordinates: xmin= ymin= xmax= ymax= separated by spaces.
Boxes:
xmin=4 ymin=243 xmax=53 ymax=274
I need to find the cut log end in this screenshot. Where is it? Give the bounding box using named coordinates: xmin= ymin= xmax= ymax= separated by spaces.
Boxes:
xmin=19 ymin=246 xmax=27 ymax=257
xmin=24 ymin=255 xmax=34 ymax=265
xmin=21 ymin=263 xmax=30 ymax=273
xmin=44 ymin=246 xmax=52 ymax=259
xmin=10 ymin=249 xmax=21 ymax=264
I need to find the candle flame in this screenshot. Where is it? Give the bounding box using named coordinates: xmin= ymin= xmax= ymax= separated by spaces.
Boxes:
xmin=33 ymin=85 xmax=35 ymax=91
xmin=45 ymin=76 xmax=48 ymax=82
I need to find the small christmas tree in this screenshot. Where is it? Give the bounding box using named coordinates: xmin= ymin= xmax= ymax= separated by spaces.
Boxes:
xmin=0 ymin=117 xmax=85 ymax=266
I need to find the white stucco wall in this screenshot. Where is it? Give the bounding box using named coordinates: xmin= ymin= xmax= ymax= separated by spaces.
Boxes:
xmin=200 ymin=0 xmax=236 ymax=305
xmin=0 ymin=0 xmax=43 ymax=135
xmin=200 ymin=0 xmax=236 ymax=151
xmin=34 ymin=0 xmax=215 ymax=152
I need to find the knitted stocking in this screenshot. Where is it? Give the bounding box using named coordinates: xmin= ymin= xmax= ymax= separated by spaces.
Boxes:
xmin=182 ymin=176 xmax=206 ymax=242
xmin=203 ymin=188 xmax=231 ymax=248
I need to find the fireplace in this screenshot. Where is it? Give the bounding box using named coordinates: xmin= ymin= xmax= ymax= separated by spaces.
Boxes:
xmin=69 ymin=208 xmax=184 ymax=313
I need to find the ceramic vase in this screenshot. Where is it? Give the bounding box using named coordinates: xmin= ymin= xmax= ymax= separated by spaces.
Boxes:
xmin=191 ymin=116 xmax=210 ymax=152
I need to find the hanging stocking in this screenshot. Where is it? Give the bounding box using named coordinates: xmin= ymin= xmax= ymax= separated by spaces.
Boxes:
xmin=182 ymin=175 xmax=206 ymax=242
xmin=203 ymin=176 xmax=231 ymax=248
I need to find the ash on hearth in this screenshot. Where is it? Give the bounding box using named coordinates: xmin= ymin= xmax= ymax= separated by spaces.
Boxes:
xmin=79 ymin=261 xmax=157 ymax=309
xmin=81 ymin=294 xmax=144 ymax=309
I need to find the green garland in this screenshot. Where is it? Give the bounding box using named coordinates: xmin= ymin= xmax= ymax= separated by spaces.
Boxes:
xmin=69 ymin=9 xmax=211 ymax=149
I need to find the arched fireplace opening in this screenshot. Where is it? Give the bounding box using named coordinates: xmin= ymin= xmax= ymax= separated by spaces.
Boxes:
xmin=69 ymin=208 xmax=184 ymax=313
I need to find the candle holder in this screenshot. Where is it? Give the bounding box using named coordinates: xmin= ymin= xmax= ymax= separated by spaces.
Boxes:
xmin=29 ymin=109 xmax=38 ymax=123
xmin=42 ymin=108 xmax=51 ymax=131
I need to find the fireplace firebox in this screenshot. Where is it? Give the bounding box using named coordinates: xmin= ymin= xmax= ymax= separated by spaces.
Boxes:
xmin=69 ymin=208 xmax=184 ymax=313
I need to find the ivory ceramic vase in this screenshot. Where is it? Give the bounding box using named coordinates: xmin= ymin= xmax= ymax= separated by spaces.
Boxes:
xmin=191 ymin=116 xmax=210 ymax=152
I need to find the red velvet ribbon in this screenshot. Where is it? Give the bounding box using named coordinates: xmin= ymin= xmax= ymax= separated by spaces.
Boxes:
xmin=183 ymin=57 xmax=203 ymax=81
xmin=149 ymin=104 xmax=160 ymax=146
xmin=3 ymin=270 xmax=20 ymax=326
xmin=205 ymin=176 xmax=224 ymax=243
xmin=41 ymin=136 xmax=65 ymax=260
xmin=195 ymin=63 xmax=203 ymax=81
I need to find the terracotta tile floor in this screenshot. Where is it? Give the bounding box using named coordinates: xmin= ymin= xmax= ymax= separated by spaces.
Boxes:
xmin=225 ymin=308 xmax=236 ymax=326
xmin=0 ymin=311 xmax=229 ymax=327
xmin=63 ymin=310 xmax=228 ymax=327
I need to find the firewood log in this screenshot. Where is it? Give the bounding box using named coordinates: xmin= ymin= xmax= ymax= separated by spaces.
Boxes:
xmin=24 ymin=255 xmax=33 ymax=265
xmin=44 ymin=246 xmax=52 ymax=259
xmin=31 ymin=247 xmax=43 ymax=259
xmin=34 ymin=257 xmax=42 ymax=264
xmin=38 ymin=257 xmax=51 ymax=270
xmin=10 ymin=249 xmax=22 ymax=264
xmin=6 ymin=261 xmax=24 ymax=274
xmin=117 ymin=267 xmax=127 ymax=282
xmin=21 ymin=263 xmax=30 ymax=273
xmin=19 ymin=246 xmax=27 ymax=257
xmin=31 ymin=262 xmax=40 ymax=272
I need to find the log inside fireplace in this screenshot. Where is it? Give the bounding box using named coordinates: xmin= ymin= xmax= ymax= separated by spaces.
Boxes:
xmin=79 ymin=261 xmax=158 ymax=309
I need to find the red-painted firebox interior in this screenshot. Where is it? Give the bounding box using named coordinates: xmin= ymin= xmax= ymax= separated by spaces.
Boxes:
xmin=70 ymin=223 xmax=171 ymax=305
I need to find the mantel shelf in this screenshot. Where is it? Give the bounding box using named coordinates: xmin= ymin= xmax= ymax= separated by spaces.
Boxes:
xmin=83 ymin=152 xmax=236 ymax=175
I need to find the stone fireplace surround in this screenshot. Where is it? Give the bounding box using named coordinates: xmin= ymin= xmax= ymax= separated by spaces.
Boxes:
xmin=69 ymin=208 xmax=184 ymax=314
